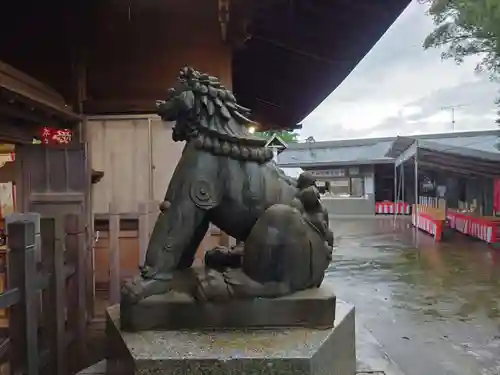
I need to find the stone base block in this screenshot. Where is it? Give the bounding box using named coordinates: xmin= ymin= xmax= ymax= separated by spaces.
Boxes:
xmin=121 ymin=285 xmax=336 ymax=331
xmin=106 ymin=300 xmax=356 ymax=375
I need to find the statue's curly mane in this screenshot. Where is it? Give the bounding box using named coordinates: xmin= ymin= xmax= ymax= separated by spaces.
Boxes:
xmin=161 ymin=67 xmax=274 ymax=164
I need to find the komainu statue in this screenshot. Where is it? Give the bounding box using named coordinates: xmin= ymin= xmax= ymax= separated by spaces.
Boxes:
xmin=121 ymin=67 xmax=334 ymax=305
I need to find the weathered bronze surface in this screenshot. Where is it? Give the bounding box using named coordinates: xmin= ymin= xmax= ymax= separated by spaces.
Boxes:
xmin=121 ymin=270 xmax=336 ymax=331
xmin=121 ymin=67 xmax=334 ymax=312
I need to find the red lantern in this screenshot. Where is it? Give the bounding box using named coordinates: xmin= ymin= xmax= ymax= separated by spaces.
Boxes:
xmin=51 ymin=128 xmax=72 ymax=144
xmin=40 ymin=127 xmax=72 ymax=145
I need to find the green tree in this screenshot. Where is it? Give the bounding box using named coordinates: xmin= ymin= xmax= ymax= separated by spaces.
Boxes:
xmin=423 ymin=0 xmax=500 ymax=77
xmin=256 ymin=130 xmax=300 ymax=143
xmin=423 ymin=0 xmax=500 ymax=125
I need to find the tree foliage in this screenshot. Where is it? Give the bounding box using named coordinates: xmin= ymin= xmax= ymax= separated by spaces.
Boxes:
xmin=256 ymin=131 xmax=300 ymax=143
xmin=423 ymin=0 xmax=500 ymax=124
xmin=423 ymin=0 xmax=500 ymax=78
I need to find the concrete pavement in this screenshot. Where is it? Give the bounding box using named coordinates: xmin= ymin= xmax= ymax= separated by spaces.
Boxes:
xmin=327 ymin=217 xmax=500 ymax=375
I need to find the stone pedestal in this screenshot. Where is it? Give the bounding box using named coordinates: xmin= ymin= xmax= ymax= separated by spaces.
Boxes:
xmin=121 ymin=285 xmax=337 ymax=331
xmin=106 ymin=300 xmax=356 ymax=375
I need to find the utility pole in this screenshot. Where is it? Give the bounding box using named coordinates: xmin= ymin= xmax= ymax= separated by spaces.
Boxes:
xmin=441 ymin=104 xmax=469 ymax=131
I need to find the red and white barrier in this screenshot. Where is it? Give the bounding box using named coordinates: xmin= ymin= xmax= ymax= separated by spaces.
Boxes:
xmin=412 ymin=212 xmax=443 ymax=241
xmin=375 ymin=201 xmax=410 ymax=215
xmin=447 ymin=211 xmax=500 ymax=244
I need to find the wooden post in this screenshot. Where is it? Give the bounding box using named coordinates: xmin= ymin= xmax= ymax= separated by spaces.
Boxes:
xmin=7 ymin=220 xmax=39 ymax=375
xmin=40 ymin=218 xmax=56 ymax=374
xmin=5 ymin=213 xmax=41 ymax=263
xmin=149 ymin=201 xmax=159 ymax=238
xmin=108 ymin=203 xmax=120 ymax=305
xmin=138 ymin=200 xmax=159 ymax=266
xmin=219 ymin=231 xmax=236 ymax=248
xmin=86 ymin=209 xmax=96 ymax=321
xmin=65 ymin=214 xmax=87 ymax=371
xmin=53 ymin=217 xmax=67 ymax=375
xmin=138 ymin=202 xmax=149 ymax=267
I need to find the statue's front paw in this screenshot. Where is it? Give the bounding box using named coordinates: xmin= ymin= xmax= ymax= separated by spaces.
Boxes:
xmin=121 ymin=277 xmax=144 ymax=305
xmin=121 ymin=275 xmax=174 ymax=306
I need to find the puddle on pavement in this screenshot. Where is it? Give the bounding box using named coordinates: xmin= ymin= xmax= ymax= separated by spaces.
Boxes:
xmin=327 ymin=218 xmax=500 ymax=375
xmin=328 ymin=218 xmax=500 ymax=322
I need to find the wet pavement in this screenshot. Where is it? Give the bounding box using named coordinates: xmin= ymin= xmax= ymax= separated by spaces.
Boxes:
xmin=327 ymin=217 xmax=500 ymax=375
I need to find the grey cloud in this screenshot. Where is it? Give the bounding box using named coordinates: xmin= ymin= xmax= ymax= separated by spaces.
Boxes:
xmin=305 ymin=79 xmax=499 ymax=140
xmin=321 ymin=2 xmax=461 ymax=104
xmin=355 ymin=2 xmax=435 ymax=73
xmin=407 ymin=80 xmax=499 ymax=117
xmin=300 ymin=0 xmax=499 ymax=141
xmin=305 ymin=123 xmax=373 ymax=140
xmin=368 ymin=80 xmax=499 ymax=136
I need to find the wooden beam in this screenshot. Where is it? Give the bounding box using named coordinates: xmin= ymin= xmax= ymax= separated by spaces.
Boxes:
xmin=420 ymin=149 xmax=500 ymax=173
xmin=251 ymin=0 xmax=386 ymax=47
xmin=419 ymin=158 xmax=500 ymax=177
xmin=0 ymin=119 xmax=40 ymax=144
xmin=0 ymin=61 xmax=65 ymax=105
xmin=0 ymin=61 xmax=80 ymax=122
xmin=83 ymin=99 xmax=156 ymax=115
xmin=0 ymin=101 xmax=54 ymax=124
xmin=252 ymin=36 xmax=340 ymax=65
xmin=418 ymin=161 xmax=495 ymax=179
xmin=421 ymin=153 xmax=499 ymax=173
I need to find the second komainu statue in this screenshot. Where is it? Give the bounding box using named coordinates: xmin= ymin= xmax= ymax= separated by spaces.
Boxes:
xmin=121 ymin=67 xmax=334 ymax=305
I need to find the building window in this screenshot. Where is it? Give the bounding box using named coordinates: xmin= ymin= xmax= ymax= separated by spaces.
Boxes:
xmin=350 ymin=177 xmax=365 ymax=197
xmin=317 ymin=177 xmax=365 ymax=198
xmin=328 ymin=179 xmax=350 ymax=196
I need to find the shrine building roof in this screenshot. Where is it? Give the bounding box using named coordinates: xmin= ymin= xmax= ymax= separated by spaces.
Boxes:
xmin=234 ymin=0 xmax=412 ymax=130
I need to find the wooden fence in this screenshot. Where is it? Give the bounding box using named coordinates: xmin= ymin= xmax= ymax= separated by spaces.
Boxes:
xmin=0 ymin=213 xmax=87 ymax=375
xmin=96 ymin=200 xmax=225 ymax=305
xmin=96 ymin=201 xmax=158 ymax=305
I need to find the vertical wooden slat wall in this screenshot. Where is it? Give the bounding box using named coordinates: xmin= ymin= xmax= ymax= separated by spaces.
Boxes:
xmin=88 ymin=116 xmax=224 ymax=293
xmin=0 ymin=213 xmax=88 ymax=375
xmin=88 ymin=116 xmax=184 ymax=214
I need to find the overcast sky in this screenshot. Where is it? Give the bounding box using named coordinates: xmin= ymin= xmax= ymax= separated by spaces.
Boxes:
xmin=299 ymin=0 xmax=499 ymax=141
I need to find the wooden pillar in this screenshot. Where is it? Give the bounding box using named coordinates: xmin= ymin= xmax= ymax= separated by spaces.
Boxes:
xmin=108 ymin=202 xmax=121 ymax=305
xmin=7 ymin=220 xmax=39 ymax=375
xmin=64 ymin=213 xmax=87 ymax=372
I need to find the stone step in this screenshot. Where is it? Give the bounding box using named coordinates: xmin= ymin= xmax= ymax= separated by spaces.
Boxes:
xmin=77 ymin=303 xmax=405 ymax=375
xmin=77 ymin=349 xmax=400 ymax=375
xmin=77 ymin=360 xmax=106 ymax=374
xmin=76 ymin=360 xmax=388 ymax=375
xmin=77 ymin=332 xmax=405 ymax=375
